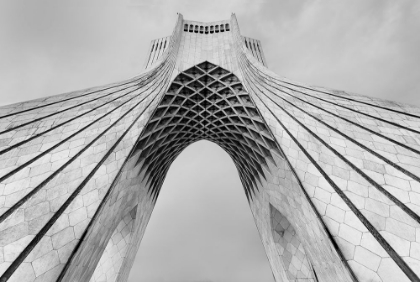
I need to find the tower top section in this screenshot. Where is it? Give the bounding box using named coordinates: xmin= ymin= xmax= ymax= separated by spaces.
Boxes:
xmin=144 ymin=14 xmax=266 ymax=72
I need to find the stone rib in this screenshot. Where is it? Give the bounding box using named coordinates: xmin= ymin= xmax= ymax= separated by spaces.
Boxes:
xmin=0 ymin=78 xmax=142 ymax=121
xmin=279 ymin=80 xmax=420 ymax=119
xmin=0 ymin=83 xmax=140 ymax=136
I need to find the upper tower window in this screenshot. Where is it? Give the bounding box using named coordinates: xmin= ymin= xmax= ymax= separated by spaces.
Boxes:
xmin=183 ymin=22 xmax=230 ymax=35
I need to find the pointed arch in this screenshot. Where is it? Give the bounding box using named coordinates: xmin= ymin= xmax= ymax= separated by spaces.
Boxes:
xmin=131 ymin=62 xmax=283 ymax=201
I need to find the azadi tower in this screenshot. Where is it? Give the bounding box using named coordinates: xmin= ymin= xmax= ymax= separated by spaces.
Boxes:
xmin=0 ymin=14 xmax=420 ymax=282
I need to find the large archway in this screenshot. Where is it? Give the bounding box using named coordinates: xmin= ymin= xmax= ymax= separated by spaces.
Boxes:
xmin=132 ymin=61 xmax=282 ymax=201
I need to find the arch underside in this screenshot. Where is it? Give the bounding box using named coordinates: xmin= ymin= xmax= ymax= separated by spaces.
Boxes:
xmin=133 ymin=61 xmax=282 ymax=201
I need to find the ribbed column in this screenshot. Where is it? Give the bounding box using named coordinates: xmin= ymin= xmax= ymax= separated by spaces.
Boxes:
xmin=0 ymin=14 xmax=184 ymax=282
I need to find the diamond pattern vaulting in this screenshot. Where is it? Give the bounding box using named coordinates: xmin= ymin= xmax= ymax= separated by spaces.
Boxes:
xmin=133 ymin=62 xmax=282 ymax=200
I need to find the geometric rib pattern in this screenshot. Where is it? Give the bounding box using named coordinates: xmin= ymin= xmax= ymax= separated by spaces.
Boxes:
xmin=133 ymin=61 xmax=282 ymax=201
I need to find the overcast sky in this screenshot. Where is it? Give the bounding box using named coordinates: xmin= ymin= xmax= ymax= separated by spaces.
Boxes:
xmin=0 ymin=1 xmax=419 ymax=282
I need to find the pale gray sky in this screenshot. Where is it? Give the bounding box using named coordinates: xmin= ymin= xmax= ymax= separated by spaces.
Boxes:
xmin=0 ymin=1 xmax=419 ymax=282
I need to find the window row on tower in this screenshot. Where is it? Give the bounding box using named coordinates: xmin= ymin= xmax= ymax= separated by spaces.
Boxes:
xmin=183 ymin=23 xmax=230 ymax=34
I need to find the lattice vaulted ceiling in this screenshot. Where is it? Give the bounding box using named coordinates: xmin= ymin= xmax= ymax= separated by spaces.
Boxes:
xmin=133 ymin=62 xmax=282 ymax=200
